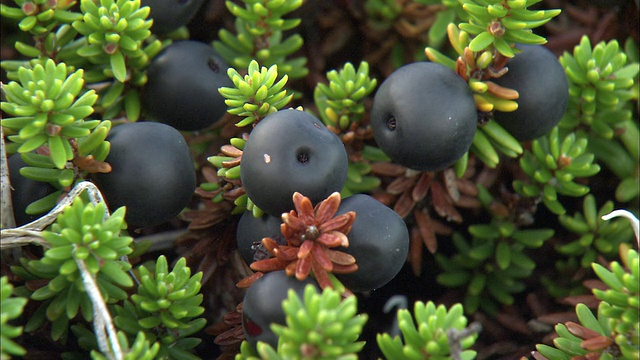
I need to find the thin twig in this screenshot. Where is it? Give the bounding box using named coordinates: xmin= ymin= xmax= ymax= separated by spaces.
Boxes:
xmin=601 ymin=210 xmax=640 ymax=246
xmin=1 ymin=126 xmax=16 ymax=229
xmin=447 ymin=322 xmax=482 ymax=360
xmin=76 ymin=257 xmax=124 ymax=360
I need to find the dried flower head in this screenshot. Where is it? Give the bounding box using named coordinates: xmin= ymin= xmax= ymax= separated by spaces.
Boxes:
xmin=247 ymin=192 xmax=358 ymax=289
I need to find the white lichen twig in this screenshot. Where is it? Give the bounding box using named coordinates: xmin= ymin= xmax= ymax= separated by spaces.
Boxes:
xmin=1 ymin=126 xmax=16 ymax=229
xmin=601 ymin=209 xmax=640 ymax=246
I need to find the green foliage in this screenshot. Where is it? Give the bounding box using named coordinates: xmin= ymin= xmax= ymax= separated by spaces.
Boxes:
xmin=559 ymin=36 xmax=638 ymax=137
xmin=592 ymin=247 xmax=639 ymax=358
xmin=91 ymin=331 xmax=160 ymax=360
xmin=513 ymin=127 xmax=600 ymax=215
xmin=1 ymin=58 xmax=113 ymax=214
xmin=363 ymin=0 xmax=403 ymax=31
xmin=1 ymin=276 xmax=28 ymax=359
xmin=314 ymin=61 xmax=377 ymax=133
xmin=313 ymin=61 xmax=379 ymax=196
xmin=376 ymin=301 xmax=477 ymax=360
xmin=436 ymin=185 xmax=554 ymax=314
xmin=72 ymin=0 xmax=153 ymax=83
xmin=535 ymin=247 xmax=639 ymax=360
xmin=10 ymin=197 xmax=132 ymax=342
xmin=436 ymin=227 xmax=553 ymax=315
xmin=113 ymin=256 xmax=206 ymax=360
xmin=458 ymin=0 xmax=560 ymax=58
xmin=237 ymin=285 xmax=367 ymax=360
xmin=558 ymin=36 xmax=639 ymax=203
xmin=556 ymin=194 xmax=634 ymax=267
xmin=213 ymin=0 xmax=308 ymax=79
xmin=0 ymin=0 xmax=81 ymax=36
xmin=428 ymin=0 xmax=468 ymax=49
xmin=1 ymin=59 xmax=98 ymax=164
xmin=219 ymin=60 xmax=293 ymax=128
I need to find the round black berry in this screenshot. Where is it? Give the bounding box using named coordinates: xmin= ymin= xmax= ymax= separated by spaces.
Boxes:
xmin=492 ymin=44 xmax=569 ymax=141
xmin=92 ymin=122 xmax=196 ymax=228
xmin=236 ymin=211 xmax=284 ymax=265
xmin=334 ymin=194 xmax=409 ymax=292
xmin=142 ymin=0 xmax=205 ymax=35
xmin=240 ymin=109 xmax=348 ymax=217
xmin=370 ymin=62 xmax=477 ymax=171
xmin=242 ymin=270 xmax=319 ymax=349
xmin=8 ymin=153 xmax=57 ymax=226
xmin=142 ymin=41 xmax=232 ymax=131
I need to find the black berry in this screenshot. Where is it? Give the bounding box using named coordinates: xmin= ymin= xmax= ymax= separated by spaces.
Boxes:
xmin=492 ymin=44 xmax=569 ymax=141
xmin=142 ymin=41 xmax=232 ymax=131
xmin=92 ymin=122 xmax=196 ymax=228
xmin=370 ymin=62 xmax=477 ymax=171
xmin=240 ymin=109 xmax=348 ymax=217
xmin=334 ymin=194 xmax=409 ymax=292
xmin=242 ymin=271 xmax=319 ymax=349
xmin=142 ymin=0 xmax=205 ymax=35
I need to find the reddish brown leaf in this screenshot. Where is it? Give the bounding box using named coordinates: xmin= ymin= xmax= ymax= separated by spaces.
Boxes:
xmin=298 ymin=239 xmax=314 ymax=259
xmin=314 ymin=192 xmax=341 ymax=225
xmin=331 ymin=263 xmax=358 ymax=274
xmin=565 ymin=321 xmax=602 ymax=340
xmin=317 ymin=231 xmax=347 ymax=248
xmin=581 ymin=336 xmax=613 ymax=351
xmin=296 ymin=256 xmax=312 ymax=280
xmin=310 ymin=259 xmax=333 ymax=289
xmin=250 ymin=257 xmax=289 ymax=272
xmin=325 ymin=249 xmax=356 ymax=266
xmin=318 ymin=212 xmax=356 ymax=234
xmin=236 ymin=272 xmax=263 ymax=288
xmin=293 ymin=192 xmax=315 ymax=224
xmin=312 ymin=244 xmax=333 ymax=271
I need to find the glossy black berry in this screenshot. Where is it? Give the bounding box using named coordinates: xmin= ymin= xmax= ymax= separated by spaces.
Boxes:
xmin=242 ymin=270 xmax=319 ymax=349
xmin=370 ymin=62 xmax=477 ymax=171
xmin=92 ymin=122 xmax=196 ymax=228
xmin=236 ymin=211 xmax=284 ymax=265
xmin=142 ymin=0 xmax=205 ymax=35
xmin=492 ymin=44 xmax=569 ymax=141
xmin=142 ymin=41 xmax=233 ymax=131
xmin=240 ymin=109 xmax=348 ymax=217
xmin=8 ymin=153 xmax=57 ymax=226
xmin=334 ymin=194 xmax=409 ymax=292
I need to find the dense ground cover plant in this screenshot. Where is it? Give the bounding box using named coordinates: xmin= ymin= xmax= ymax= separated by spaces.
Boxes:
xmin=1 ymin=0 xmax=638 ymax=359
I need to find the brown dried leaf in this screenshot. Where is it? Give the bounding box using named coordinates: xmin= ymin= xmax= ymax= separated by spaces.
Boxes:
xmin=370 ymin=162 xmax=407 ymax=177
xmin=456 ymin=178 xmax=479 ymax=196
xmin=431 ymin=181 xmax=462 ymax=223
xmin=581 ymin=336 xmax=613 ymax=351
xmin=442 ymin=168 xmax=460 ymax=202
xmin=408 ymin=226 xmax=423 ymax=276
xmin=414 ymin=208 xmax=437 ymax=253
xmin=220 ymin=144 xmax=243 ymax=157
xmin=387 ymin=176 xmax=416 ymax=195
xmin=394 ymin=190 xmax=417 ymax=218
xmin=412 ymin=172 xmax=432 ymax=202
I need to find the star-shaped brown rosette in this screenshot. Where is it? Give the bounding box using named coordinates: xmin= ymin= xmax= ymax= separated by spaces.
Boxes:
xmin=238 ymin=192 xmax=358 ymax=290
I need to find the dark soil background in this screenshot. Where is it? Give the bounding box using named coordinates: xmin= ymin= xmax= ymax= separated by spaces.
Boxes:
xmin=1 ymin=0 xmax=639 ymax=359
